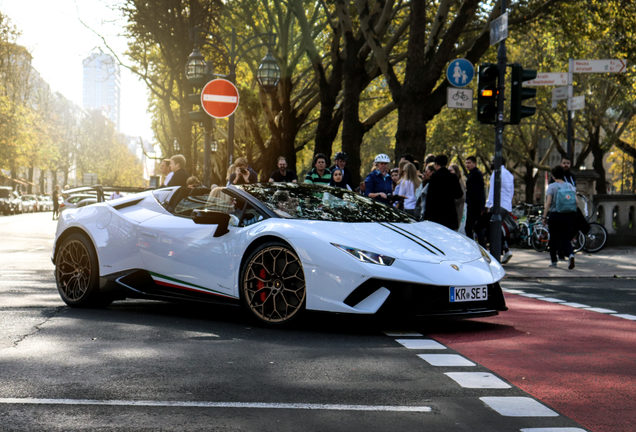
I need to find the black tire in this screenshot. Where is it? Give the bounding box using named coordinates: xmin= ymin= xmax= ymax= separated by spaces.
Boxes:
xmin=240 ymin=242 xmax=306 ymax=325
xmin=583 ymin=222 xmax=608 ymax=253
xmin=571 ymin=231 xmax=586 ymax=253
xmin=531 ymin=226 xmax=550 ymax=252
xmin=55 ymin=232 xmax=110 ymax=307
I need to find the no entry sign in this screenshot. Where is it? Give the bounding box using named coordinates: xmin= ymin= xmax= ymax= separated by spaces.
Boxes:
xmin=201 ymin=79 xmax=240 ymax=119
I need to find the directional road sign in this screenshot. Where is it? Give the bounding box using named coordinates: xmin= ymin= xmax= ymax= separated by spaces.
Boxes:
xmin=526 ymin=72 xmax=568 ymax=86
xmin=447 ymin=87 xmax=473 ymax=109
xmin=552 ymin=87 xmax=568 ymax=101
xmin=201 ymin=79 xmax=240 ymax=119
xmin=446 ymin=58 xmax=474 ymax=88
xmin=572 ymin=59 xmax=627 ymax=73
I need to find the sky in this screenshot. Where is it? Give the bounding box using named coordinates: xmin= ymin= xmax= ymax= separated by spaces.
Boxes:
xmin=0 ymin=0 xmax=153 ymax=141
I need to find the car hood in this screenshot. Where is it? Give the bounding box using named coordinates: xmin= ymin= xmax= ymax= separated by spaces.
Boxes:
xmin=277 ymin=220 xmax=482 ymax=264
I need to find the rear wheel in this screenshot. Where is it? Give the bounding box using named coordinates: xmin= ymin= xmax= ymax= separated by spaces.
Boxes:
xmin=55 ymin=232 xmax=110 ymax=307
xmin=583 ymin=222 xmax=608 ymax=253
xmin=240 ymin=242 xmax=306 ymax=325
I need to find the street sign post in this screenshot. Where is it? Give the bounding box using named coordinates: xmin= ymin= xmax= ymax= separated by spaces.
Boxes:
xmin=201 ymin=79 xmax=240 ymax=119
xmin=489 ymin=12 xmax=508 ymax=45
xmin=572 ymin=59 xmax=627 ymax=74
xmin=446 ymin=58 xmax=474 ymax=88
xmin=447 ymin=87 xmax=473 ymax=109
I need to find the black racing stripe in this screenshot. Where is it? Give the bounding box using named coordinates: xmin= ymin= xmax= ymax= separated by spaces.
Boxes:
xmin=379 ymin=223 xmax=441 ymax=255
xmin=386 ymin=222 xmax=446 ymax=255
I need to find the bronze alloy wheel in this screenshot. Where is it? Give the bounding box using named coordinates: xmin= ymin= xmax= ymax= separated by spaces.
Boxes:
xmin=242 ymin=243 xmax=306 ymax=324
xmin=55 ymin=233 xmax=102 ymax=306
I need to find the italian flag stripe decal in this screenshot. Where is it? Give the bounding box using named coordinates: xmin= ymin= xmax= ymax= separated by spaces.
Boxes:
xmin=149 ymin=272 xmax=235 ymax=299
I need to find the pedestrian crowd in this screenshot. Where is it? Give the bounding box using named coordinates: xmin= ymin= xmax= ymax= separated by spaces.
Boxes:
xmin=156 ymin=151 xmax=583 ymax=268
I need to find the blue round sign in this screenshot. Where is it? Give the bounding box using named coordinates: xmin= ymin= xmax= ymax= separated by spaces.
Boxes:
xmin=447 ymin=58 xmax=474 ymax=88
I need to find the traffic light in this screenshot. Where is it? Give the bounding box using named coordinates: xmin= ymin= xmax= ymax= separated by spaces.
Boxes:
xmin=477 ymin=63 xmax=499 ymax=124
xmin=509 ymin=63 xmax=537 ymax=124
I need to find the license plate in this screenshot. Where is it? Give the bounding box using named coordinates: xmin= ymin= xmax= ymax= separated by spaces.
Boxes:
xmin=450 ymin=286 xmax=488 ymax=302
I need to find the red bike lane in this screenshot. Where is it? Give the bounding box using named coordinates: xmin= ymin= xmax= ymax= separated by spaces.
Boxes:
xmin=428 ymin=294 xmax=636 ymax=432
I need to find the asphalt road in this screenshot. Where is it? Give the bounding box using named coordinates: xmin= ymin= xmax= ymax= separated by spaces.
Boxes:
xmin=1 ymin=212 xmax=633 ymax=431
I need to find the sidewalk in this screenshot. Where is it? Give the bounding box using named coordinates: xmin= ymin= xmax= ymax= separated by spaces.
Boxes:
xmin=502 ymin=246 xmax=636 ymax=278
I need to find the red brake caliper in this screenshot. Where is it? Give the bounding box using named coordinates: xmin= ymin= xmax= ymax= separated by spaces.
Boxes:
xmin=258 ymin=268 xmax=267 ymax=302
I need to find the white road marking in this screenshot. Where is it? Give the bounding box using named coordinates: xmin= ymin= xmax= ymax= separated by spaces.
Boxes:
xmin=560 ymin=302 xmax=590 ymax=308
xmin=539 ymin=297 xmax=566 ymax=303
xmin=519 ymin=293 xmax=545 ymax=298
xmin=502 ymin=289 xmax=525 ymax=294
xmin=612 ymin=313 xmax=636 ymax=321
xmin=202 ymin=95 xmax=237 ymax=103
xmin=0 ymin=398 xmax=432 ymax=412
xmin=417 ymin=354 xmax=475 ymax=367
xmin=584 ymin=307 xmax=617 ymax=314
xmin=395 ymin=339 xmax=446 ymax=350
xmin=520 ymin=428 xmax=587 ymax=432
xmin=480 ymin=397 xmax=559 ymax=417
xmin=445 ymin=372 xmax=511 ymax=389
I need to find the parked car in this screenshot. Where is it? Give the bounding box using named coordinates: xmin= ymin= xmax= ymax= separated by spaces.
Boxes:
xmin=59 ymin=193 xmax=98 ymax=212
xmin=21 ymin=194 xmax=38 ymax=212
xmin=38 ymin=195 xmax=54 ymax=211
xmin=0 ymin=187 xmax=23 ymax=215
xmin=52 ymin=183 xmax=506 ymax=326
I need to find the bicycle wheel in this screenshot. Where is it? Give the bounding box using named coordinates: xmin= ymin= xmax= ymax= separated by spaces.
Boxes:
xmin=531 ymin=226 xmax=550 ymax=252
xmin=583 ymin=222 xmax=608 ymax=253
xmin=571 ymin=231 xmax=585 ymax=253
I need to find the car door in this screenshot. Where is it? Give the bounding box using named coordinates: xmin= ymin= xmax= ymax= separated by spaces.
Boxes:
xmin=137 ymin=187 xmax=250 ymax=300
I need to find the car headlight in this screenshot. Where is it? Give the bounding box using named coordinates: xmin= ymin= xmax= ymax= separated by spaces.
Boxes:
xmin=331 ymin=243 xmax=395 ymax=266
xmin=479 ymin=245 xmax=492 ymax=264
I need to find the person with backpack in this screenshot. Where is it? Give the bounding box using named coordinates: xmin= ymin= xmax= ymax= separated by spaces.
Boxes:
xmin=543 ymin=165 xmax=578 ymax=269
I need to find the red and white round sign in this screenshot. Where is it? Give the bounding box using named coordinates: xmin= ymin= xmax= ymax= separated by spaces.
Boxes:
xmin=200 ymin=79 xmax=240 ymax=119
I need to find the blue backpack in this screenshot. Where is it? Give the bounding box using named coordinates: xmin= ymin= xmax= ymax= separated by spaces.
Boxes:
xmin=555 ymin=183 xmax=577 ymax=213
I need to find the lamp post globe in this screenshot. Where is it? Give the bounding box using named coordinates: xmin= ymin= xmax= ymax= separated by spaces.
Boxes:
xmin=186 ymin=47 xmax=208 ymax=84
xmin=256 ymin=51 xmax=280 ymax=92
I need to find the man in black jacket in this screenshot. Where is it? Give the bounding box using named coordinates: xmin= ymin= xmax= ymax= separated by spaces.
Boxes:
xmin=424 ymin=154 xmax=463 ymax=230
xmin=464 ymin=155 xmax=486 ymax=243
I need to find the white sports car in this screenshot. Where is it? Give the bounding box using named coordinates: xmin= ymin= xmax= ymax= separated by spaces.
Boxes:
xmin=53 ymin=183 xmax=507 ymax=325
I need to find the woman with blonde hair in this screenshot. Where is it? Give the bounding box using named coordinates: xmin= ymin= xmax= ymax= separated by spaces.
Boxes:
xmin=394 ymin=162 xmax=421 ymax=217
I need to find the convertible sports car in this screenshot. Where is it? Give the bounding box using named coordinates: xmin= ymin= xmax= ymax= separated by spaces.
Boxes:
xmin=52 ymin=183 xmax=507 ymax=325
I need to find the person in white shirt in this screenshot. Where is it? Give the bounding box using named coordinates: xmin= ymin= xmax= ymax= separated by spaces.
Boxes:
xmin=394 ymin=162 xmax=421 ymax=218
xmin=159 ymin=159 xmax=173 ymax=187
xmin=486 ymin=159 xmax=515 ymax=263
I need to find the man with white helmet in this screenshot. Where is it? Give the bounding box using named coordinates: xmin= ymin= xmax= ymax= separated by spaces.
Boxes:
xmin=364 ymin=153 xmax=394 ymax=205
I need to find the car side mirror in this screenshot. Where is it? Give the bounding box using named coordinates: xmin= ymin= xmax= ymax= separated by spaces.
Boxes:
xmin=192 ymin=210 xmax=230 ymax=237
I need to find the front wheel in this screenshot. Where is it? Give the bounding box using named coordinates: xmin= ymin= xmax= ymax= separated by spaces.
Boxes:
xmin=583 ymin=222 xmax=608 ymax=253
xmin=55 ymin=232 xmax=110 ymax=307
xmin=240 ymin=242 xmax=306 ymax=326
xmin=531 ymin=226 xmax=550 ymax=252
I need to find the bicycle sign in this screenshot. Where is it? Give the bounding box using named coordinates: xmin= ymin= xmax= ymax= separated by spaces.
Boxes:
xmin=447 ymin=87 xmax=473 ymax=109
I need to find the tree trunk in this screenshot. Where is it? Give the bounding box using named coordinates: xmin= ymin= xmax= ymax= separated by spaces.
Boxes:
xmin=394 ymin=0 xmax=427 ymax=163
xmin=589 ymin=127 xmax=607 ymax=194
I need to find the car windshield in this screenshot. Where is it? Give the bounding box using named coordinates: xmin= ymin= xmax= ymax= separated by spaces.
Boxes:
xmin=239 ymin=183 xmax=414 ymax=223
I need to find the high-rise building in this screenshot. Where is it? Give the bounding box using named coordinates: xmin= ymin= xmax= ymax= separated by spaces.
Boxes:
xmin=82 ymin=51 xmax=120 ymax=130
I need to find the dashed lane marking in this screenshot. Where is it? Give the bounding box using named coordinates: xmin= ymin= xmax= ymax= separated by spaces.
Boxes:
xmin=445 ymin=372 xmax=511 ymax=389
xmin=395 ymin=339 xmax=446 ymax=350
xmin=520 ymin=428 xmax=587 ymax=431
xmin=503 ymin=288 xmax=635 ymax=321
xmin=0 ymin=398 xmax=432 ymax=412
xmin=417 ymin=354 xmax=475 ymax=367
xmin=480 ymin=397 xmax=559 ymax=417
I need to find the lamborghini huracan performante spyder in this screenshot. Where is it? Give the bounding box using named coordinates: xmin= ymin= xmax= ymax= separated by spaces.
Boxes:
xmin=52 ymin=183 xmax=507 ymax=325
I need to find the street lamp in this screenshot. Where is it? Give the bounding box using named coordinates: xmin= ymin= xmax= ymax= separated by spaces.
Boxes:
xmin=186 ymin=27 xmax=280 ymax=170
